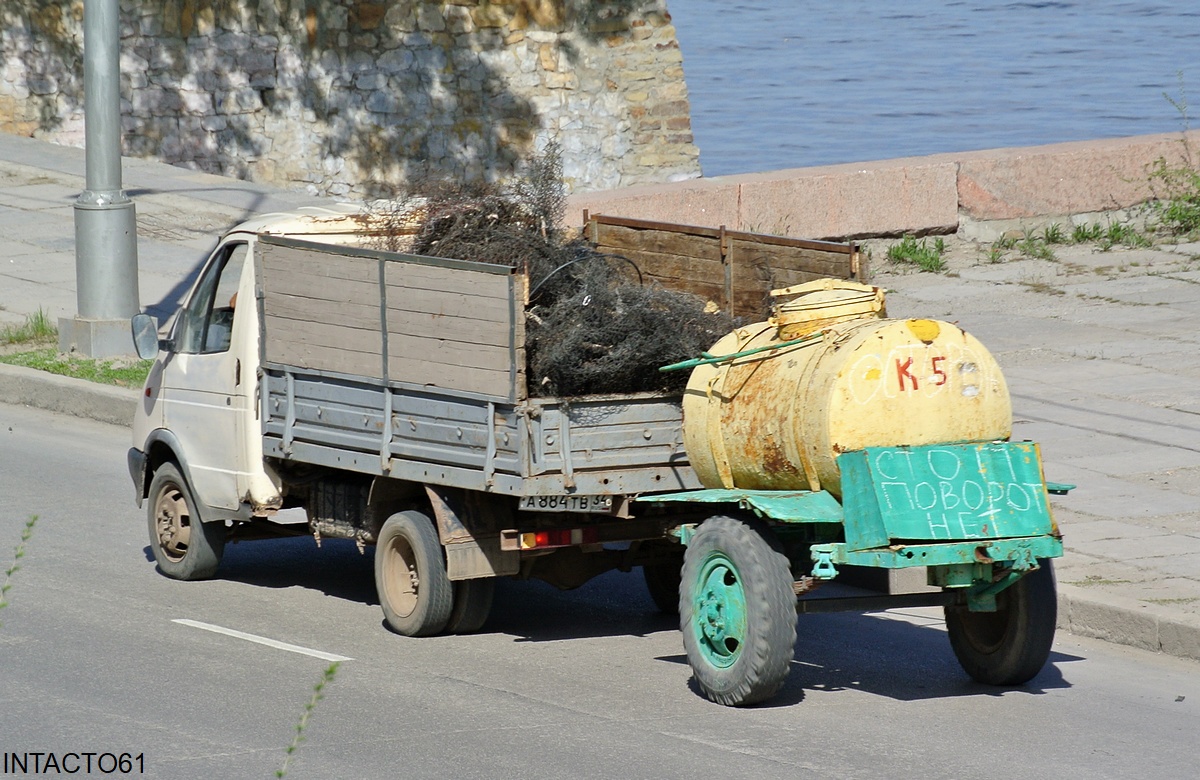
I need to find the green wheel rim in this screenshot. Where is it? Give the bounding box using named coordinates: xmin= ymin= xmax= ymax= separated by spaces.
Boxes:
xmin=692 ymin=551 xmax=748 ymax=669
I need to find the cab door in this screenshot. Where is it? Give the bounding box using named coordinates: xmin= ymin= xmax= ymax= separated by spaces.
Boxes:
xmin=159 ymin=240 xmax=257 ymax=512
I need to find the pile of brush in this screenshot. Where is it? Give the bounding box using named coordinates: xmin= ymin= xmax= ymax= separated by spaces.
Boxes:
xmin=369 ymin=146 xmax=733 ymax=397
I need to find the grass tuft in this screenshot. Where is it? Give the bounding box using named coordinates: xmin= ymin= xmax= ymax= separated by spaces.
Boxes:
xmin=1145 ymin=156 xmax=1200 ymax=236
xmin=1100 ymin=221 xmax=1152 ymax=251
xmin=0 ymin=309 xmax=56 ymax=346
xmin=1018 ymin=235 xmax=1056 ymax=261
xmin=886 ymin=234 xmax=947 ymax=272
xmin=1072 ymin=222 xmax=1104 ymax=243
xmin=1143 ymin=74 xmax=1200 ymax=237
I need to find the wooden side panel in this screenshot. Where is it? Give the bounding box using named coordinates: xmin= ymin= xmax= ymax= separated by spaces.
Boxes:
xmin=728 ymin=239 xmax=855 ymax=280
xmin=258 ymin=240 xmax=524 ymax=399
xmin=258 ymin=242 xmax=384 ymax=378
xmin=594 ymin=224 xmax=723 ymax=261
xmin=602 ymin=246 xmax=728 ymax=308
xmin=593 ymin=223 xmax=728 ymax=310
xmin=725 ymin=238 xmax=856 ymax=315
xmin=591 ymin=218 xmax=859 ymax=321
xmin=384 ymin=261 xmax=523 ymax=400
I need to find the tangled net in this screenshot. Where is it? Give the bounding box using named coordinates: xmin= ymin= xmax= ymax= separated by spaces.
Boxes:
xmin=370 ymin=145 xmax=734 ymax=397
xmin=526 ymin=268 xmax=735 ymax=396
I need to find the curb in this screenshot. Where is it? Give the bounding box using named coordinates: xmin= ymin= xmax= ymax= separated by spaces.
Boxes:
xmin=1057 ymin=583 xmax=1200 ymax=662
xmin=0 ymin=362 xmax=137 ymax=428
xmin=2 ymin=362 xmax=1199 ymax=666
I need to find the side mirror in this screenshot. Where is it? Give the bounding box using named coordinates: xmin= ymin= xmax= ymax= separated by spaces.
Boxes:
xmin=131 ymin=314 xmax=160 ymax=360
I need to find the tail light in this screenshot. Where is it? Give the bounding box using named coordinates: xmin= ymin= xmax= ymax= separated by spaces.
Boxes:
xmin=518 ymin=527 xmax=600 ymax=550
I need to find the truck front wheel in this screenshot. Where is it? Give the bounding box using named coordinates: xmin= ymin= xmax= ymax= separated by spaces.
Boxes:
xmin=945 ymin=560 xmax=1057 ymax=685
xmin=375 ymin=511 xmax=453 ymax=637
xmin=147 ymin=462 xmax=225 ymax=580
xmin=680 ymin=515 xmax=796 ymax=706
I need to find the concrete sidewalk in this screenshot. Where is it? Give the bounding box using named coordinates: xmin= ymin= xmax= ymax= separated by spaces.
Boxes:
xmin=0 ymin=132 xmax=323 ymax=328
xmin=1 ymin=135 xmax=1198 ymax=664
xmin=871 ymin=236 xmax=1200 ymax=661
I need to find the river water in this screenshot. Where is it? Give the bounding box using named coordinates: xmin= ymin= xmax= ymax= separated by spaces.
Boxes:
xmin=669 ymin=1 xmax=1200 ymax=176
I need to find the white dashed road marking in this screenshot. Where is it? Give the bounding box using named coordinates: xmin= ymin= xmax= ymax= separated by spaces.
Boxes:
xmin=173 ymin=619 xmax=353 ymax=662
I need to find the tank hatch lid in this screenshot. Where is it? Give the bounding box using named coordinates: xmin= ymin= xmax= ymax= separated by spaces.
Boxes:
xmin=636 ymin=489 xmax=843 ymax=524
xmin=770 ymin=278 xmax=883 ymax=325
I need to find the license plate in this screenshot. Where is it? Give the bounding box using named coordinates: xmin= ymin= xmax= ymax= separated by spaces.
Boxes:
xmin=520 ymin=494 xmax=613 ymax=513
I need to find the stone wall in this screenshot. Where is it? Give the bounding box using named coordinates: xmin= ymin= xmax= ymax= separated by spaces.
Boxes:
xmin=0 ymin=0 xmax=700 ymax=196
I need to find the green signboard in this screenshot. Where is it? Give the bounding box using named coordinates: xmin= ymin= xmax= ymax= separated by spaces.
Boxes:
xmin=838 ymin=442 xmax=1056 ymax=551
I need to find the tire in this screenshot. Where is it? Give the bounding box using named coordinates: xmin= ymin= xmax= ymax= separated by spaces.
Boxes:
xmin=446 ymin=577 xmax=495 ymax=634
xmin=643 ymin=557 xmax=683 ymax=615
xmin=147 ymin=462 xmax=225 ymax=580
xmin=374 ymin=511 xmax=453 ymax=637
xmin=680 ymin=515 xmax=796 ymax=706
xmin=945 ymin=560 xmax=1057 ymax=685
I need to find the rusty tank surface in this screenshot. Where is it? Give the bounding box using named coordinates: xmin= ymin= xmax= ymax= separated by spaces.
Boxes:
xmin=682 ymin=279 xmax=1012 ymax=497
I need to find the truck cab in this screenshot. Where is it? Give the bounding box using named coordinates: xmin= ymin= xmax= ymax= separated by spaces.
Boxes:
xmin=128 ymin=206 xmax=380 ymax=575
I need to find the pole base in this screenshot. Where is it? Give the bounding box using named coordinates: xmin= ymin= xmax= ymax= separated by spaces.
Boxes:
xmin=58 ymin=316 xmax=135 ymax=358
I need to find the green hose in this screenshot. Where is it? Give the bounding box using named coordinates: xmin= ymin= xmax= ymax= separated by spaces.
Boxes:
xmin=659 ymin=332 xmax=823 ymax=373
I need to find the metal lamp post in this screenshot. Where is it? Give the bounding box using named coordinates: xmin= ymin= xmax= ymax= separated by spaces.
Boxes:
xmin=61 ymin=0 xmax=140 ymax=357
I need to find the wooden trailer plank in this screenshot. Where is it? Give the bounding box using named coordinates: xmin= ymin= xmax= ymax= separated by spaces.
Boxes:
xmin=728 ymin=238 xmax=855 ymax=279
xmin=265 ymin=293 xmax=381 ymax=331
xmin=385 ymin=286 xmax=513 ymax=323
xmin=384 ymin=308 xmax=515 ymax=349
xmin=387 ymin=335 xmax=514 ymax=373
xmin=263 ymin=273 xmax=380 ymax=305
xmin=594 ymin=223 xmax=724 ymax=262
xmin=265 ymin=340 xmax=383 ymax=378
xmin=263 ymin=315 xmax=382 ymax=351
xmin=259 ymin=245 xmax=380 ymax=284
xmin=390 ymin=262 xmax=515 ymax=299
xmin=388 ymin=355 xmax=516 ymax=399
xmin=589 ymin=214 xmax=853 ymax=254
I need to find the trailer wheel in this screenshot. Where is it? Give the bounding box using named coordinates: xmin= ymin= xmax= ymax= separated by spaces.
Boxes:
xmin=147 ymin=462 xmax=225 ymax=580
xmin=681 ymin=515 xmax=796 ymax=706
xmin=945 ymin=560 xmax=1057 ymax=685
xmin=446 ymin=577 xmax=495 ymax=634
xmin=375 ymin=511 xmax=453 ymax=637
xmin=643 ymin=556 xmax=683 ymax=615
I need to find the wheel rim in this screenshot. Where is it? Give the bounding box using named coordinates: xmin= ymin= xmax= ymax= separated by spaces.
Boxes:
xmin=692 ymin=551 xmax=748 ymax=669
xmin=154 ymin=483 xmax=191 ymax=563
xmin=382 ymin=534 xmax=420 ymax=619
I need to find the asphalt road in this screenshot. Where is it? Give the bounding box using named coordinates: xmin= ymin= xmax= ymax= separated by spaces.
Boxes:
xmin=1 ymin=402 xmax=1197 ymax=780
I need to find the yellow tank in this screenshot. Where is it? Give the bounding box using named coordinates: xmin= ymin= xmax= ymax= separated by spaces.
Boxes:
xmin=682 ymin=279 xmax=1012 ymax=498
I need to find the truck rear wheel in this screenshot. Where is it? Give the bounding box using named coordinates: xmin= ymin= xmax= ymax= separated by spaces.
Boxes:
xmin=643 ymin=557 xmax=683 ymax=615
xmin=446 ymin=577 xmax=495 ymax=634
xmin=680 ymin=515 xmax=796 ymax=706
xmin=945 ymin=560 xmax=1057 ymax=685
xmin=147 ymin=462 xmax=225 ymax=580
xmin=375 ymin=511 xmax=453 ymax=637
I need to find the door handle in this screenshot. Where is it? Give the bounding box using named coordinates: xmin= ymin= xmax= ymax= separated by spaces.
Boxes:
xmin=235 ymin=358 xmax=241 ymax=386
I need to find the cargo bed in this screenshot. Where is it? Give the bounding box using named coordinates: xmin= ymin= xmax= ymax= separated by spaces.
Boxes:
xmin=255 ymin=216 xmax=861 ymax=499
